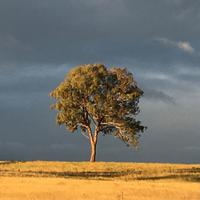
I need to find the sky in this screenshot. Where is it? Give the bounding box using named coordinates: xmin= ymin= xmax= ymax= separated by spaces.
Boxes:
xmin=0 ymin=0 xmax=200 ymax=163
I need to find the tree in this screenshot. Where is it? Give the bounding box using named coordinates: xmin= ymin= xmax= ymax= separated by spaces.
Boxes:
xmin=50 ymin=64 xmax=146 ymax=162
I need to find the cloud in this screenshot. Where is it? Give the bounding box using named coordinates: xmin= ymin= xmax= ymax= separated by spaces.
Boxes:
xmin=143 ymin=87 xmax=176 ymax=105
xmin=0 ymin=34 xmax=20 ymax=49
xmin=155 ymin=37 xmax=195 ymax=54
xmin=0 ymin=0 xmax=200 ymax=163
xmin=177 ymin=41 xmax=194 ymax=54
xmin=0 ymin=141 xmax=26 ymax=149
xmin=184 ymin=146 xmax=200 ymax=151
xmin=0 ymin=64 xmax=69 ymax=95
xmin=0 ymin=0 xmax=200 ymax=67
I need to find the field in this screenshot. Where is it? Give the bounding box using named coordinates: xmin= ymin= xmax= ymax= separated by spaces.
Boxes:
xmin=0 ymin=161 xmax=200 ymax=200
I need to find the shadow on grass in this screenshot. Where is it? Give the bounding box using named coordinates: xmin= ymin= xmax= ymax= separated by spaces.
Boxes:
xmin=174 ymin=167 xmax=200 ymax=173
xmin=1 ymin=169 xmax=200 ymax=182
xmin=0 ymin=162 xmax=200 ymax=182
xmin=0 ymin=161 xmax=22 ymax=165
xmin=136 ymin=168 xmax=200 ymax=182
xmin=137 ymin=174 xmax=200 ymax=182
xmin=0 ymin=169 xmax=140 ymax=179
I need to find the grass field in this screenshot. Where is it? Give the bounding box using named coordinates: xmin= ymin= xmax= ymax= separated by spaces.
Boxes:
xmin=0 ymin=161 xmax=200 ymax=200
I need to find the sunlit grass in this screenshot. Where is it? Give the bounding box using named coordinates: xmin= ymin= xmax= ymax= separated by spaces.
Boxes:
xmin=0 ymin=161 xmax=200 ymax=199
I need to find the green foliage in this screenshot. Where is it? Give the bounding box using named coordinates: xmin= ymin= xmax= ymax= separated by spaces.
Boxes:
xmin=50 ymin=64 xmax=146 ymax=147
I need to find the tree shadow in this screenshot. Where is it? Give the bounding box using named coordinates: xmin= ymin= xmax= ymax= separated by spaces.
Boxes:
xmin=0 ymin=162 xmax=199 ymax=182
xmin=137 ymin=175 xmax=200 ymax=182
xmin=137 ymin=168 xmax=200 ymax=182
xmin=174 ymin=167 xmax=200 ymax=173
xmin=18 ymin=169 xmax=140 ymax=179
xmin=0 ymin=161 xmax=20 ymax=165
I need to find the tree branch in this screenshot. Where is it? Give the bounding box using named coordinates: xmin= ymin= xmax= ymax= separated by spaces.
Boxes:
xmin=101 ymin=122 xmax=122 ymax=128
xmin=80 ymin=130 xmax=89 ymax=139
xmin=87 ymin=112 xmax=97 ymax=126
xmin=101 ymin=122 xmax=130 ymax=142
xmin=93 ymin=126 xmax=99 ymax=144
xmin=79 ymin=123 xmax=94 ymax=142
xmin=93 ymin=118 xmax=103 ymax=144
xmin=79 ymin=123 xmax=88 ymax=129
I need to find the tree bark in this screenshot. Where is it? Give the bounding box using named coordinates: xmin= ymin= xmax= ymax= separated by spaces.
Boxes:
xmin=90 ymin=141 xmax=97 ymax=162
xmin=86 ymin=124 xmax=99 ymax=162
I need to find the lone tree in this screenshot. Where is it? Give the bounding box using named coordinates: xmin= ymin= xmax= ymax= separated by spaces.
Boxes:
xmin=50 ymin=64 xmax=146 ymax=162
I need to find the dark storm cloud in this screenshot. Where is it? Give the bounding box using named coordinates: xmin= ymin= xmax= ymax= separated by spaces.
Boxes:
xmin=0 ymin=0 xmax=200 ymax=162
xmin=0 ymin=67 xmax=65 ymax=94
xmin=0 ymin=0 xmax=200 ymax=67
xmin=143 ymin=87 xmax=175 ymax=104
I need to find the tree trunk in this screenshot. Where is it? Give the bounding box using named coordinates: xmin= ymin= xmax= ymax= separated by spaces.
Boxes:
xmin=90 ymin=141 xmax=97 ymax=162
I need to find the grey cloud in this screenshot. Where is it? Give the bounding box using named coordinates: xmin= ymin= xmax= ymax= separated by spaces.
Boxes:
xmin=143 ymin=87 xmax=175 ymax=104
xmin=0 ymin=64 xmax=69 ymax=95
xmin=0 ymin=0 xmax=200 ymax=68
xmin=136 ymin=65 xmax=200 ymax=98
xmin=0 ymin=141 xmax=26 ymax=150
xmin=0 ymin=0 xmax=200 ymax=162
xmin=175 ymin=66 xmax=200 ymax=84
xmin=184 ymin=146 xmax=200 ymax=151
xmin=155 ymin=38 xmax=195 ymax=54
xmin=176 ymin=73 xmax=200 ymax=84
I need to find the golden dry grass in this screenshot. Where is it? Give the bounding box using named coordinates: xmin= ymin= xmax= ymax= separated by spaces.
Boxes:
xmin=0 ymin=161 xmax=200 ymax=200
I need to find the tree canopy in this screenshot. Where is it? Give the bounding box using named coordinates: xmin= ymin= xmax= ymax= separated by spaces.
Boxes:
xmin=50 ymin=64 xmax=146 ymax=161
